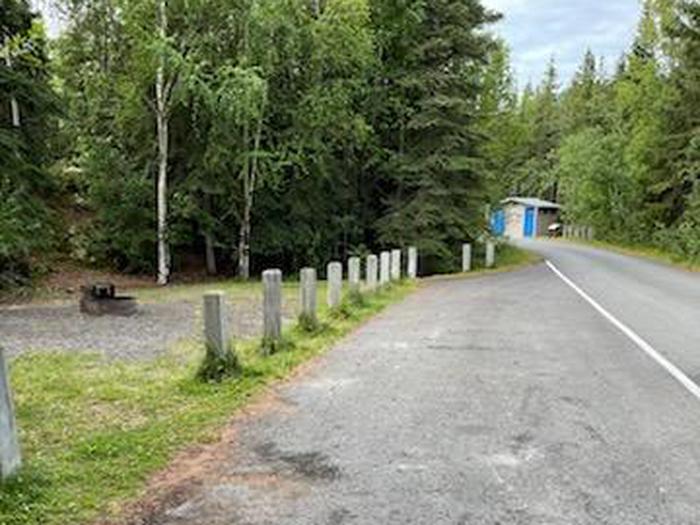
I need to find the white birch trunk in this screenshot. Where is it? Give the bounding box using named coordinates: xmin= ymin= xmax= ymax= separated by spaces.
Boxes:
xmin=236 ymin=109 xmax=264 ymax=281
xmin=155 ymin=0 xmax=170 ymax=285
xmin=4 ymin=38 xmax=20 ymax=128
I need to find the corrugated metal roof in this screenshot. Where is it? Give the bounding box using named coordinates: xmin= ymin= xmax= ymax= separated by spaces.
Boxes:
xmin=501 ymin=197 xmax=561 ymax=209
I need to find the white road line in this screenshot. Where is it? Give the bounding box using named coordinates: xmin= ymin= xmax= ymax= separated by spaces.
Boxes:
xmin=546 ymin=260 xmax=700 ymax=401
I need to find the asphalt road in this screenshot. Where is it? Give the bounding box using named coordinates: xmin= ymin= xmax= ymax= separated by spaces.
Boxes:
xmin=143 ymin=241 xmax=700 ymax=525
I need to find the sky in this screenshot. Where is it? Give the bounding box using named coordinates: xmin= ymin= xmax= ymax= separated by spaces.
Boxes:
xmin=482 ymin=0 xmax=642 ymax=88
xmin=32 ymin=0 xmax=642 ymax=88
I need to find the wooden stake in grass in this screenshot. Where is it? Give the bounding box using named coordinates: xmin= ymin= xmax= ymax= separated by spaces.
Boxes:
xmin=390 ymin=249 xmax=401 ymax=281
xmin=348 ymin=257 xmax=361 ymax=292
xmin=380 ymin=251 xmax=391 ymax=286
xmin=327 ymin=262 xmax=343 ymax=309
xmin=462 ymin=243 xmax=472 ymax=272
xmin=299 ymin=267 xmax=318 ymax=331
xmin=0 ymin=346 xmax=20 ymax=480
xmin=366 ymin=254 xmax=378 ymax=291
xmin=198 ymin=291 xmax=239 ymax=381
xmin=407 ymin=246 xmax=418 ymax=279
xmin=262 ymin=269 xmax=283 ymax=354
xmin=485 ymin=241 xmax=495 ymax=269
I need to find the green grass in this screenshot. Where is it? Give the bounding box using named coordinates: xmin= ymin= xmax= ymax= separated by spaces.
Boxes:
xmin=560 ymin=238 xmax=700 ymax=272
xmin=488 ymin=242 xmax=543 ymax=270
xmin=0 ymin=281 xmax=415 ymax=525
xmin=423 ymin=242 xmax=542 ymax=282
xmin=0 ymin=245 xmax=536 ymax=525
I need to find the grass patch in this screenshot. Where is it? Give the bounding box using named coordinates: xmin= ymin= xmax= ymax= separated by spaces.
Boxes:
xmin=488 ymin=243 xmax=542 ymax=270
xmin=425 ymin=243 xmax=542 ymax=281
xmin=560 ymin=238 xmax=700 ymax=272
xmin=196 ymin=343 xmax=240 ymax=382
xmin=0 ymin=281 xmax=415 ymax=525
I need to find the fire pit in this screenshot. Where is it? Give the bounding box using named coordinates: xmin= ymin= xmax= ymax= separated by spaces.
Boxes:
xmin=80 ymin=282 xmax=138 ymax=317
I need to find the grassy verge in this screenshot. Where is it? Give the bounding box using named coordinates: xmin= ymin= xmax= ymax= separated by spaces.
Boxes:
xmin=0 ymin=281 xmax=414 ymax=525
xmin=560 ymin=238 xmax=700 ymax=272
xmin=423 ymin=242 xmax=542 ymax=282
xmin=488 ymin=243 xmax=542 ymax=271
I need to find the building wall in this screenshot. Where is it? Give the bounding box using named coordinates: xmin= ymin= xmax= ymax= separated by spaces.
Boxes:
xmin=504 ymin=204 xmax=525 ymax=239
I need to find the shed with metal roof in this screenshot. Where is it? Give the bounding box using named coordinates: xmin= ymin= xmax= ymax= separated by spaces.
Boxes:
xmin=491 ymin=197 xmax=561 ymax=239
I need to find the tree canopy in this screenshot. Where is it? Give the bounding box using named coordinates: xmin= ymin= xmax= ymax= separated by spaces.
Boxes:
xmin=4 ymin=0 xmax=700 ymax=288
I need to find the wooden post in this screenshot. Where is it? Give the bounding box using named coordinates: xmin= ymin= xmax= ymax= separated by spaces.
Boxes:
xmin=203 ymin=291 xmax=229 ymax=358
xmin=380 ymin=251 xmax=391 ymax=286
xmin=262 ymin=269 xmax=282 ymax=342
xmin=327 ymin=262 xmax=343 ymax=308
xmin=391 ymin=249 xmax=401 ymax=281
xmin=0 ymin=347 xmax=20 ymax=479
xmin=485 ymin=241 xmax=495 ymax=269
xmin=299 ymin=268 xmax=317 ymax=324
xmin=407 ymin=247 xmax=418 ymax=279
xmin=462 ymin=244 xmax=472 ymax=272
xmin=366 ymin=254 xmax=378 ymax=291
xmin=348 ymin=257 xmax=361 ymax=292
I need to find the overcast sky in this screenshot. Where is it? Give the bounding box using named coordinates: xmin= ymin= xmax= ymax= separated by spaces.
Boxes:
xmin=33 ymin=0 xmax=642 ymax=87
xmin=482 ymin=0 xmax=642 ymax=88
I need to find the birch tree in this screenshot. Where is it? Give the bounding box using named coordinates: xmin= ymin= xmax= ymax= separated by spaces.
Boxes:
xmin=154 ymin=0 xmax=171 ymax=284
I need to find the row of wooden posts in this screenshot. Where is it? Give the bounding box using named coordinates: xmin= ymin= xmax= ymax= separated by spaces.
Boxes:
xmin=563 ymin=225 xmax=595 ymax=241
xmin=0 ymin=241 xmax=497 ymax=481
xmin=203 ymin=241 xmax=497 ymax=358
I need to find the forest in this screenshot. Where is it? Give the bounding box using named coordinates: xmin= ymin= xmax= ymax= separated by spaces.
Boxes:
xmin=1 ymin=0 xmax=699 ymax=288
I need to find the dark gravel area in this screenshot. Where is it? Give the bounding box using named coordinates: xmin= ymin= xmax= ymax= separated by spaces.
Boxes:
xmin=0 ymin=295 xmax=298 ymax=360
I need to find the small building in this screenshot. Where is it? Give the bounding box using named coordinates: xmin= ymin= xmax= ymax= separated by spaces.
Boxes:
xmin=491 ymin=197 xmax=561 ymax=239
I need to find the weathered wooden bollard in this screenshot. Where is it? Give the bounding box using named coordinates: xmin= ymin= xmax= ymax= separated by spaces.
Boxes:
xmin=462 ymin=243 xmax=472 ymax=272
xmin=391 ymin=249 xmax=401 ymax=281
xmin=380 ymin=251 xmax=391 ymax=286
xmin=407 ymin=246 xmax=418 ymax=279
xmin=204 ymin=291 xmax=230 ymax=358
xmin=348 ymin=257 xmax=361 ymax=293
xmin=327 ymin=262 xmax=343 ymax=308
xmin=299 ymin=268 xmax=317 ymax=325
xmin=262 ymin=269 xmax=283 ymax=344
xmin=200 ymin=291 xmax=239 ymax=380
xmin=485 ymin=241 xmax=495 ymax=269
xmin=366 ymin=254 xmax=378 ymax=291
xmin=0 ymin=347 xmax=21 ymax=480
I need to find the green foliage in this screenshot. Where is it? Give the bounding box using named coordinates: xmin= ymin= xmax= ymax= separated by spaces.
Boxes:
xmin=346 ymin=288 xmax=366 ymax=307
xmin=297 ymin=312 xmax=323 ymax=333
xmin=555 ymin=128 xmax=640 ymax=239
xmin=373 ymin=0 xmax=500 ymax=272
xmin=0 ymin=3 xmax=58 ymax=288
xmin=482 ymin=0 xmax=700 ymax=262
xmin=196 ymin=342 xmax=240 ymax=382
xmin=259 ymin=335 xmax=295 ymax=356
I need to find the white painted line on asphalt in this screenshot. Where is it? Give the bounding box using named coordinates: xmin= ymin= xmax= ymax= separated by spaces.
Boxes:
xmin=546 ymin=260 xmax=700 ymax=401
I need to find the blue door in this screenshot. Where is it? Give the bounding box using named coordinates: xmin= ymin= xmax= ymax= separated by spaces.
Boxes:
xmin=491 ymin=210 xmax=505 ymax=237
xmin=523 ymin=207 xmax=535 ymax=238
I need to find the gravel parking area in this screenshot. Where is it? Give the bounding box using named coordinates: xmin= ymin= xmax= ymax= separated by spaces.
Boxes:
xmin=0 ymin=295 xmax=299 ymax=360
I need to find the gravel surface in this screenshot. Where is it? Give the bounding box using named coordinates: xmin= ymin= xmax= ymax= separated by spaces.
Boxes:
xmin=0 ymin=295 xmax=299 ymax=360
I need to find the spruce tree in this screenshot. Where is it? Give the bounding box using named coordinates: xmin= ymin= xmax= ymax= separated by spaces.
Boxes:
xmin=0 ymin=0 xmax=58 ymax=288
xmin=373 ymin=0 xmax=499 ymax=271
